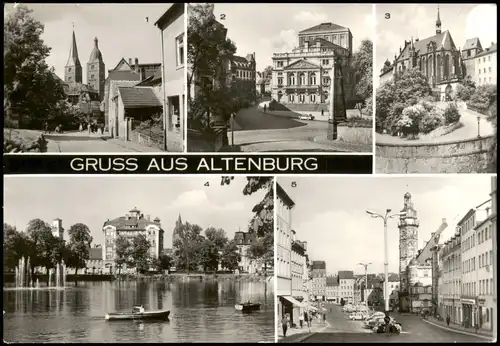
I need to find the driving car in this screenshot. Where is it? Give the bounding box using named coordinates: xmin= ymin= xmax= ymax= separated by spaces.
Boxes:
xmin=298 ymin=114 xmax=315 ymax=120
xmin=364 ymin=315 xmax=394 ymax=328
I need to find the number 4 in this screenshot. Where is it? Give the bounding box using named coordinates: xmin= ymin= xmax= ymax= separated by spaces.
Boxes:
xmin=204 ymin=182 xmax=209 ymax=187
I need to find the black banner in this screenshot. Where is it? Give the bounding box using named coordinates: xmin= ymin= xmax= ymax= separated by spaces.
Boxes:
xmin=3 ymin=154 xmax=372 ymax=174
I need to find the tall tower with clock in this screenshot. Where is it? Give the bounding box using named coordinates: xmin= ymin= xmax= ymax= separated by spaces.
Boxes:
xmin=398 ymin=192 xmax=420 ymax=293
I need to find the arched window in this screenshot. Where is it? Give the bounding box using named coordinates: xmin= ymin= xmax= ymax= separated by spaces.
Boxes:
xmin=300 ymin=73 xmax=306 ymax=85
xmin=289 ymin=74 xmax=295 ymax=86
xmin=310 ymin=73 xmax=316 ymax=85
xmin=444 ymin=54 xmax=450 ymax=79
xmin=436 ymin=55 xmax=441 ymax=82
xmin=486 ymin=309 xmax=489 ymax=322
xmin=427 ymin=57 xmax=432 ymax=80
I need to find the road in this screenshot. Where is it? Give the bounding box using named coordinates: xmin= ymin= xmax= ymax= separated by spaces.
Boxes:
xmin=281 ymin=304 xmax=489 ymax=343
xmin=233 ymin=108 xmax=359 ymax=152
xmin=45 ymin=132 xmax=163 ymax=152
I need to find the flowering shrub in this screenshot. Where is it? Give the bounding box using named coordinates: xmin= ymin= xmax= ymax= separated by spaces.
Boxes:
xmin=443 ymin=103 xmax=461 ymax=125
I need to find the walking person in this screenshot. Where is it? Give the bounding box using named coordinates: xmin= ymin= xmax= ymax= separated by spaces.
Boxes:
xmin=79 ymin=123 xmax=83 ymax=132
xmin=299 ymin=312 xmax=304 ymax=328
xmin=323 ymin=312 xmax=326 ymax=323
xmin=263 ymin=104 xmax=267 ymax=113
xmin=446 ymin=315 xmax=450 ymax=327
xmin=321 ymin=109 xmax=324 ymax=117
xmin=281 ymin=314 xmax=289 ymax=338
xmin=304 ymin=311 xmax=309 ymax=328
xmin=87 ymin=123 xmax=91 ymax=134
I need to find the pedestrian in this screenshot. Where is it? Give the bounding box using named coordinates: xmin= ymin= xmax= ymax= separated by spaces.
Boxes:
xmin=79 ymin=123 xmax=83 ymax=132
xmin=475 ymin=323 xmax=479 ymax=334
xmin=299 ymin=312 xmax=304 ymax=328
xmin=304 ymin=311 xmax=309 ymax=328
xmin=321 ymin=109 xmax=324 ymax=117
xmin=263 ymin=104 xmax=267 ymax=113
xmin=323 ymin=312 xmax=326 ymax=323
xmin=87 ymin=123 xmax=91 ymax=134
xmin=281 ymin=314 xmax=289 ymax=337
xmin=446 ymin=315 xmax=450 ymax=326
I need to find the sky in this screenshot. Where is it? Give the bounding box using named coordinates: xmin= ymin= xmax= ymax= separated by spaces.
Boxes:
xmin=4 ymin=3 xmax=172 ymax=82
xmin=278 ymin=175 xmax=493 ymax=277
xmin=212 ymin=3 xmax=374 ymax=72
xmin=3 ymin=176 xmax=266 ymax=249
xmin=375 ymin=3 xmax=497 ymax=86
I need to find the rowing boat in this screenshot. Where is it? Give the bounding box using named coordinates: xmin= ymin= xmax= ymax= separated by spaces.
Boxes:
xmin=105 ymin=309 xmax=170 ymax=321
xmin=235 ymin=302 xmax=261 ymax=312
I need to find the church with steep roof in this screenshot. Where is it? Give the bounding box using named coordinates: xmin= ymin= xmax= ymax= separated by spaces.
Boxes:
xmin=380 ymin=7 xmax=465 ymax=101
xmin=64 ymin=27 xmax=106 ymax=102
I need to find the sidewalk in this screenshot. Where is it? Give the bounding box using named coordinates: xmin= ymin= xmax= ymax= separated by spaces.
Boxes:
xmin=103 ymin=138 xmax=165 ymax=152
xmin=278 ymin=320 xmax=328 ymax=342
xmin=423 ymin=317 xmax=494 ymax=340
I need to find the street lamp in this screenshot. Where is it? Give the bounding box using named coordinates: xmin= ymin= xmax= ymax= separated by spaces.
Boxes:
xmin=477 ymin=116 xmax=481 ymax=138
xmin=358 ymin=262 xmax=371 ymax=303
xmin=366 ymin=209 xmax=407 ymax=315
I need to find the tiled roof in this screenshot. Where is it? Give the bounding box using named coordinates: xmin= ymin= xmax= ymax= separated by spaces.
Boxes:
xmin=338 ymin=270 xmax=355 ymax=279
xmin=118 ymin=87 xmax=162 ymax=108
xmin=326 ymin=276 xmax=339 ymax=286
xmin=299 ymin=37 xmax=347 ymax=51
xmin=299 ymin=22 xmax=347 ymax=34
xmin=110 ymin=80 xmax=140 ymax=99
xmin=104 ymin=215 xmax=160 ymax=230
xmin=231 ymin=55 xmax=252 ymax=68
xmin=396 ymin=30 xmax=457 ymax=62
xmin=476 ymin=43 xmax=497 ymax=58
xmin=312 ymin=261 xmax=326 ymax=269
xmin=463 ymin=37 xmax=481 ymax=50
xmin=135 ymin=70 xmax=163 ymax=87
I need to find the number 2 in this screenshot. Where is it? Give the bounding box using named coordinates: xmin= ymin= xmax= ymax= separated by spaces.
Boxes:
xmin=220 ymin=14 xmax=226 ymax=20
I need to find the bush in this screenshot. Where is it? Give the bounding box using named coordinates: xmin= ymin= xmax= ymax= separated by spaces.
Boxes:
xmin=420 ymin=109 xmax=444 ymax=134
xmin=467 ymin=84 xmax=497 ymax=113
xmin=443 ymin=103 xmax=461 ymax=125
xmin=418 ymin=99 xmax=435 ymax=113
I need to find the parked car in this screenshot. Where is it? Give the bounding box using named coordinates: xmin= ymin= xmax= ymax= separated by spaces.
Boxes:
xmin=299 ymin=114 xmax=315 ymax=120
xmin=365 ymin=312 xmax=385 ymax=321
xmin=364 ymin=316 xmax=394 ymax=329
xmin=349 ymin=312 xmax=367 ymax=320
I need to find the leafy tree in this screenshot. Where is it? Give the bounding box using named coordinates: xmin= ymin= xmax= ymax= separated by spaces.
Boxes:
xmin=115 ymin=235 xmax=131 ymax=275
xmin=156 ymin=253 xmax=173 ymax=272
xmin=263 ymin=65 xmax=273 ymax=79
xmin=26 ymin=218 xmax=57 ymax=273
xmin=220 ymin=240 xmax=241 ymax=272
xmin=67 ymin=223 xmax=93 ymax=275
xmin=247 ymin=232 xmax=274 ymax=275
xmin=187 ymin=3 xmax=237 ymax=102
xmin=487 ymin=100 xmax=497 ymax=173
xmin=467 ymin=84 xmax=497 ymax=113
xmin=130 ymin=234 xmax=151 ymax=273
xmin=173 ymin=221 xmax=204 ymax=273
xmin=197 ymin=239 xmax=220 ymax=272
xmin=204 ymin=227 xmax=228 ymax=250
xmin=4 ymin=5 xmax=66 ymax=129
xmin=3 ymin=223 xmax=34 ymax=270
xmin=351 ymin=39 xmax=373 ymax=100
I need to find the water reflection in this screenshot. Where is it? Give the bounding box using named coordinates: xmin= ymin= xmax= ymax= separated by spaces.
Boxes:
xmin=3 ymin=280 xmax=275 ymax=343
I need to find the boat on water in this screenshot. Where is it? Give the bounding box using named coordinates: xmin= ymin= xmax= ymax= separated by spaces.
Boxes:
xmin=105 ymin=306 xmax=170 ymax=321
xmin=235 ymin=302 xmax=261 ymax=312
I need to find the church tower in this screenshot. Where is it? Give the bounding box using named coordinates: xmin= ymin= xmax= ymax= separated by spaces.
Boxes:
xmin=398 ymin=192 xmax=420 ymax=293
xmin=172 ymin=214 xmax=183 ymax=247
xmin=87 ymin=37 xmax=106 ymax=101
xmin=65 ymin=28 xmax=82 ymax=84
xmin=435 ymin=5 xmax=442 ymax=35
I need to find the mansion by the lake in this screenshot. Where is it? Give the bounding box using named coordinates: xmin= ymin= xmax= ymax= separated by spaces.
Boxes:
xmin=271 ymin=22 xmax=358 ymax=108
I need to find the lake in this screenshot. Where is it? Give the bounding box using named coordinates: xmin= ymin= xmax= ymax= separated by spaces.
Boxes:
xmin=3 ymin=279 xmax=275 ymax=343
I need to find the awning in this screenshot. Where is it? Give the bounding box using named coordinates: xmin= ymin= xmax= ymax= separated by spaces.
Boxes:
xmin=282 ymin=296 xmax=307 ymax=308
xmin=308 ymin=305 xmax=319 ymax=311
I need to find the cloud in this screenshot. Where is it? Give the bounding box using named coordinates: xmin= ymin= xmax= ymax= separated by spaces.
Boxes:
xmin=293 ymin=11 xmax=327 ymax=23
xmin=263 ymin=29 xmax=298 ymax=53
xmin=465 ymin=4 xmax=497 ymax=47
xmin=168 ymin=189 xmax=245 ymax=212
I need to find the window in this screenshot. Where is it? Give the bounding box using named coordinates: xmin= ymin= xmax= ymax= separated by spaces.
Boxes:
xmin=322 ymin=59 xmax=330 ymax=65
xmin=484 ymin=68 xmax=486 ymax=73
xmin=68 ymin=67 xmax=72 ymax=72
xmin=176 ymin=33 xmax=185 ymax=66
xmin=489 ymin=67 xmax=492 ymax=73
xmin=310 ymin=94 xmax=316 ymax=102
xmin=479 ymin=69 xmax=481 ymax=74
xmin=277 ymin=61 xmax=284 ymax=68
xmin=68 ymin=76 xmax=72 ymax=81
xmin=278 ymin=77 xmax=283 ymax=85
xmin=91 ymin=65 xmax=95 ymax=70
xmin=488 ymin=56 xmax=491 ymax=61
xmin=91 ymin=74 xmax=95 ymax=80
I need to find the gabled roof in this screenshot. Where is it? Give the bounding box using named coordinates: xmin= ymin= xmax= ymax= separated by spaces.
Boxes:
xmin=396 ymin=30 xmax=457 ymax=62
xmin=463 ymin=37 xmax=482 ymax=51
xmin=284 ymin=59 xmax=320 ymax=70
xmin=155 ymin=3 xmax=184 ymax=29
xmin=110 ymin=80 xmax=140 ymax=99
xmin=476 ymin=43 xmax=497 ymax=58
xmin=107 ymin=70 xmax=142 ymax=82
xmin=338 ymin=270 xmax=354 ymax=280
xmin=104 ymin=215 xmax=161 ymax=230
xmin=299 ymin=22 xmax=348 ymax=34
xmin=231 ymin=55 xmax=252 ymax=68
xmin=118 ymin=87 xmax=162 ymax=108
xmin=134 ymin=71 xmax=162 ymax=87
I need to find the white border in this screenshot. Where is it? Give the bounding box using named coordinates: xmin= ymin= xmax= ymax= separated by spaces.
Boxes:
xmin=183 ymin=4 xmax=188 ymax=153
xmin=273 ymin=176 xmax=279 ymax=343
xmin=372 ymin=3 xmax=377 ymax=174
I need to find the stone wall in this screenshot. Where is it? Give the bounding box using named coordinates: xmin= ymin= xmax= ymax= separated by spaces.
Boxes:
xmin=376 ymin=135 xmax=495 ymax=173
xmin=130 ymin=130 xmax=183 ymax=152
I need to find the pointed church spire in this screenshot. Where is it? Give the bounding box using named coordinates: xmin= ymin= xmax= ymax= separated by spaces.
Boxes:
xmin=66 ymin=28 xmax=81 ymax=67
xmin=436 ymin=5 xmax=442 ymax=34
xmin=177 ymin=214 xmax=182 ymax=225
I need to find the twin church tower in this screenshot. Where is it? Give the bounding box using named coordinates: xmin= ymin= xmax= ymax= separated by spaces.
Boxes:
xmin=64 ymin=27 xmax=105 ymax=100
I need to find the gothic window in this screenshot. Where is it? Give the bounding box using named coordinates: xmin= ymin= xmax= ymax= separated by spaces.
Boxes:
xmin=300 ymin=73 xmax=306 ymax=85
xmin=436 ymin=55 xmax=441 ymax=82
xmin=310 ymin=73 xmax=316 ymax=85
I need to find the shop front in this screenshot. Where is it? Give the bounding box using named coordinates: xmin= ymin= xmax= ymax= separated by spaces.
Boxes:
xmin=461 ymin=298 xmax=476 ymax=328
xmin=281 ymin=296 xmax=307 ymax=327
